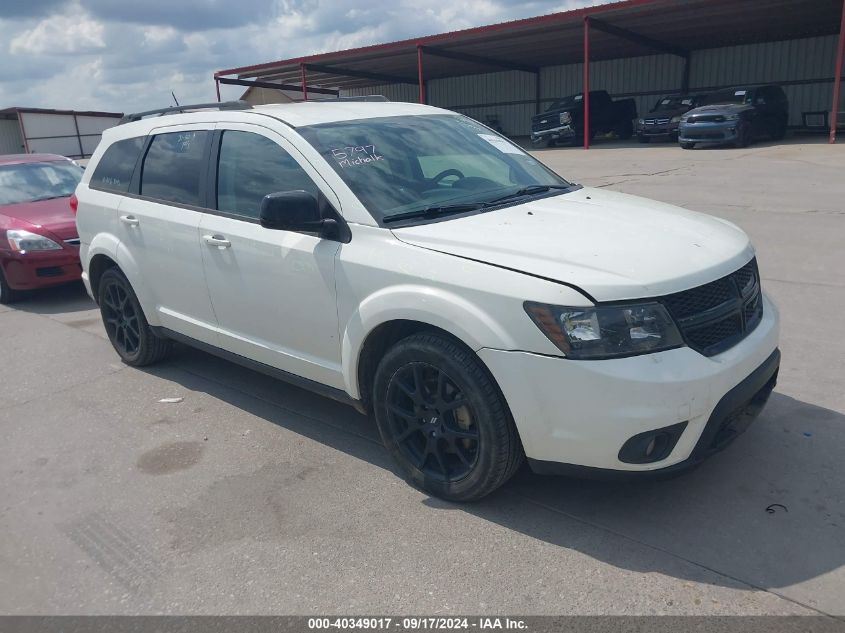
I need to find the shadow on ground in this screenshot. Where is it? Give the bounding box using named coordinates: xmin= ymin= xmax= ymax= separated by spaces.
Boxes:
xmin=11 ymin=281 xmax=94 ymax=315
xmin=144 ymin=343 xmax=845 ymax=596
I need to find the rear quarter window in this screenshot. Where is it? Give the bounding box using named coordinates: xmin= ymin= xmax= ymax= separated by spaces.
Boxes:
xmin=140 ymin=131 xmax=209 ymax=206
xmin=90 ymin=137 xmax=145 ymax=193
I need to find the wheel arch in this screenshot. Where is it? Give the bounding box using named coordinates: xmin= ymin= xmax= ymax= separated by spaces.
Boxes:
xmin=85 ymin=235 xmax=158 ymax=325
xmin=341 ymin=286 xmax=518 ymax=404
xmin=88 ymin=253 xmax=119 ymax=303
xmin=353 ymin=318 xmax=513 ymax=418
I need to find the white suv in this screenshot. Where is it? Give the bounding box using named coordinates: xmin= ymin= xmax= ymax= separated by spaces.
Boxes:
xmin=75 ymin=100 xmax=780 ymax=500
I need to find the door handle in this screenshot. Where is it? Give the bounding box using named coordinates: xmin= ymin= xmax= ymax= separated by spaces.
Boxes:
xmin=203 ymin=234 xmax=231 ymax=248
xmin=120 ymin=215 xmax=139 ymax=227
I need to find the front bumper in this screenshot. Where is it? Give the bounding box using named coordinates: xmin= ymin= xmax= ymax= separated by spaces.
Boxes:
xmin=678 ymin=121 xmax=740 ymax=144
xmin=531 ymin=125 xmax=576 ymax=143
xmin=1 ymin=248 xmax=82 ymax=290
xmin=637 ymin=123 xmax=679 ymax=138
xmin=477 ymin=293 xmax=780 ymax=474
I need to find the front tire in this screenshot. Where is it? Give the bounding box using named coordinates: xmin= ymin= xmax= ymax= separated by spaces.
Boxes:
xmin=734 ymin=122 xmax=752 ymax=148
xmin=98 ymin=268 xmax=172 ymax=366
xmin=0 ymin=267 xmax=21 ymax=305
xmin=372 ymin=332 xmax=523 ymax=501
xmin=680 ymin=142 xmax=695 ymax=149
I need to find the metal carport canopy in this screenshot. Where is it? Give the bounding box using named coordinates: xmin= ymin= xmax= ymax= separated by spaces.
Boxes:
xmin=215 ymin=0 xmax=844 ymax=143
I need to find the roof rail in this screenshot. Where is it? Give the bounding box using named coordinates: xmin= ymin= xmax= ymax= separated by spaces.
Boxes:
xmin=118 ymin=101 xmax=252 ymax=124
xmin=310 ymin=95 xmax=390 ymax=102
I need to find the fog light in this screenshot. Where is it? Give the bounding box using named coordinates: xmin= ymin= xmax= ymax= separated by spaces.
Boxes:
xmin=618 ymin=421 xmax=688 ymax=464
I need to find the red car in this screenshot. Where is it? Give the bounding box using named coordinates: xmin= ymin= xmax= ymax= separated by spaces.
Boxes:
xmin=0 ymin=154 xmax=84 ymax=304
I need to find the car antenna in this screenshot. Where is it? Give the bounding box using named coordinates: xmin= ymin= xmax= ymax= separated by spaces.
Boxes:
xmin=171 ymin=91 xmax=180 ymax=107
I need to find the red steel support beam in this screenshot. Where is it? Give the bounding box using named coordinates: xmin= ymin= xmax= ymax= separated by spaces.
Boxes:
xmin=215 ymin=78 xmax=221 ymax=103
xmin=300 ymin=64 xmax=309 ymax=101
xmin=830 ymin=0 xmax=845 ymax=143
xmin=583 ymin=17 xmax=590 ymax=149
xmin=417 ymin=45 xmax=426 ymax=104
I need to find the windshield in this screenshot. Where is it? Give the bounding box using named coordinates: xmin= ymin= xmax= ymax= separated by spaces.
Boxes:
xmin=0 ymin=160 xmax=83 ymax=206
xmin=653 ymin=96 xmax=696 ymax=112
xmin=298 ymin=114 xmax=570 ymax=223
xmin=702 ymin=89 xmax=752 ymax=106
xmin=546 ymin=94 xmax=583 ymax=111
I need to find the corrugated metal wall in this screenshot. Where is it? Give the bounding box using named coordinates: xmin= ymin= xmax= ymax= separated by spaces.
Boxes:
xmin=344 ymin=35 xmax=839 ymax=136
xmin=0 ymin=118 xmax=24 ymax=155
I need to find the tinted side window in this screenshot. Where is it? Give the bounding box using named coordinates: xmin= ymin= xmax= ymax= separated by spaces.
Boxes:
xmin=90 ymin=137 xmax=144 ymax=193
xmin=140 ymin=131 xmax=209 ymax=206
xmin=216 ymin=130 xmax=319 ymax=219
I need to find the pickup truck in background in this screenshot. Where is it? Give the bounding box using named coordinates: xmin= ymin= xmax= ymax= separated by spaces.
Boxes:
xmin=530 ymin=90 xmax=638 ymax=146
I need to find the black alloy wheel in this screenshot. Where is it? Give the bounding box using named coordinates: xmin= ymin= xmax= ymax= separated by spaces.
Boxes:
xmin=101 ymin=279 xmax=141 ymax=357
xmin=385 ymin=361 xmax=480 ymax=482
xmin=735 ymin=121 xmax=752 ymax=148
xmin=97 ymin=267 xmax=172 ymax=366
xmin=373 ymin=332 xmax=523 ymax=501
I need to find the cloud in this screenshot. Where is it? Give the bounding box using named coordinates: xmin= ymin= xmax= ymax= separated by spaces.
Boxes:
xmin=10 ymin=13 xmax=106 ymax=55
xmin=1 ymin=0 xmax=66 ymax=19
xmin=77 ymin=0 xmax=282 ymax=31
xmin=0 ymin=0 xmax=607 ymax=113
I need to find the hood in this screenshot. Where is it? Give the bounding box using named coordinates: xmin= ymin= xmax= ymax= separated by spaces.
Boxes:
xmin=0 ymin=197 xmax=78 ymax=240
xmin=686 ymin=103 xmax=752 ymax=116
xmin=391 ymin=187 xmax=754 ymax=303
xmin=533 ymin=105 xmax=579 ymax=121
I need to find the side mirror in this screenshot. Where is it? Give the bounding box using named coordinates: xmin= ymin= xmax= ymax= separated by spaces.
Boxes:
xmin=259 ymin=190 xmax=341 ymax=239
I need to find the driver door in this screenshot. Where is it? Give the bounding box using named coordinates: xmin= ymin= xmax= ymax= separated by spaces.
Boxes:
xmin=198 ymin=123 xmax=344 ymax=389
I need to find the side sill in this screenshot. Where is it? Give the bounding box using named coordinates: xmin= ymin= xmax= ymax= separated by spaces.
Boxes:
xmin=152 ymin=326 xmax=367 ymax=415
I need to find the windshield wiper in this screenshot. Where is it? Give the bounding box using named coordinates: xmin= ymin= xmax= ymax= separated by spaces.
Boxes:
xmin=383 ymin=202 xmax=487 ymax=224
xmin=487 ymin=184 xmax=571 ymax=205
xmin=30 ymin=195 xmax=68 ymax=202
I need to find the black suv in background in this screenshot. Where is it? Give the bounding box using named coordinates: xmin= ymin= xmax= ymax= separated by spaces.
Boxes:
xmin=637 ymin=94 xmax=706 ymax=143
xmin=531 ymin=90 xmax=637 ymax=146
xmin=678 ymin=85 xmax=789 ymax=149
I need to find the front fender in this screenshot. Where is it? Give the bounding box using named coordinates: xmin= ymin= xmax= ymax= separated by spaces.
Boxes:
xmin=341 ymin=284 xmax=518 ymax=399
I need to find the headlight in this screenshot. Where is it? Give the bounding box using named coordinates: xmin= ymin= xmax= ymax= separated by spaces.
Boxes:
xmin=559 ymin=112 xmax=572 ymax=125
xmin=6 ymin=229 xmax=62 ymax=252
xmin=670 ymin=116 xmax=682 ymax=123
xmin=638 ymin=119 xmax=645 ymax=125
xmin=524 ymin=301 xmax=684 ymax=359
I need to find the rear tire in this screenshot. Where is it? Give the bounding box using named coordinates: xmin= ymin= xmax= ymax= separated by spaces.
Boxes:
xmin=98 ymin=268 xmax=172 ymax=366
xmin=616 ymin=120 xmax=634 ymax=140
xmin=0 ymin=267 xmax=21 ymax=305
xmin=372 ymin=332 xmax=523 ymax=501
xmin=771 ymin=117 xmax=788 ymax=140
xmin=680 ymin=142 xmax=695 ymax=150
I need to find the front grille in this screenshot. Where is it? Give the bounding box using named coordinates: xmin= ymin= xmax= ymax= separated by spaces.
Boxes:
xmin=64 ymin=237 xmax=81 ymax=247
xmin=532 ymin=118 xmax=560 ymax=133
xmin=661 ymin=258 xmax=763 ymax=357
xmin=684 ymin=132 xmax=725 ymax=140
xmin=644 ymin=118 xmax=670 ymax=125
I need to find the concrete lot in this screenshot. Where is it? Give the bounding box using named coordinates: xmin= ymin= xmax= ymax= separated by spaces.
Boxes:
xmin=1 ymin=137 xmax=843 ymax=616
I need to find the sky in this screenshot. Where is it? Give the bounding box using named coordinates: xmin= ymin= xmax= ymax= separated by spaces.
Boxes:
xmin=0 ymin=0 xmax=606 ymax=114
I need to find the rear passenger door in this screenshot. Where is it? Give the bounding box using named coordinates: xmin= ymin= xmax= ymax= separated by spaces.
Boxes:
xmin=119 ymin=124 xmax=219 ymax=345
xmin=198 ymin=123 xmax=344 ymax=389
